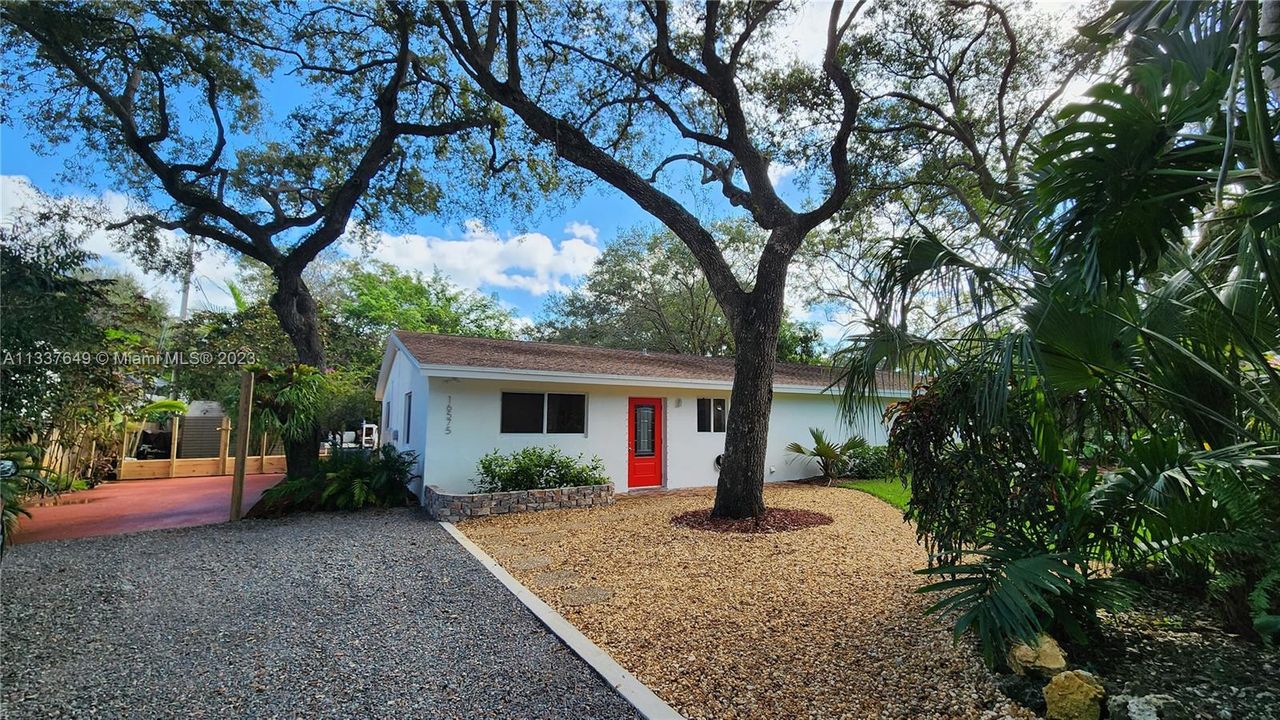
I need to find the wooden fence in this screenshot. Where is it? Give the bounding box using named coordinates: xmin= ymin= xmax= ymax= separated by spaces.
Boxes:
xmin=115 ymin=416 xmax=307 ymax=480
xmin=117 ymin=455 xmax=288 ymax=480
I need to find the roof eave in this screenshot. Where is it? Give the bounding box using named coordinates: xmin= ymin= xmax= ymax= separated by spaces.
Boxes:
xmin=374 ymin=332 xmax=423 ymax=401
xmin=416 ymin=362 xmax=910 ymax=398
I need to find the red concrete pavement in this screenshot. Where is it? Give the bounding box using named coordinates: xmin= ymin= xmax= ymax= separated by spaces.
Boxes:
xmin=13 ymin=473 xmax=285 ymax=544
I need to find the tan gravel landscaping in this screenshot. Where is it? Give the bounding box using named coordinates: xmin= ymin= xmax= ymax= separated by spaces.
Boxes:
xmin=459 ymin=483 xmax=1035 ymax=720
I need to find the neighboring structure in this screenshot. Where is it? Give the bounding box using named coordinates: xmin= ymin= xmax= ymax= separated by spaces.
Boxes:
xmin=178 ymin=400 xmax=226 ymax=459
xmin=374 ymin=331 xmax=909 ymax=498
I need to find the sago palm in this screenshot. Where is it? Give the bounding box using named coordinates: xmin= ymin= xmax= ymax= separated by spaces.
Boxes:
xmin=785 ymin=428 xmax=868 ymax=485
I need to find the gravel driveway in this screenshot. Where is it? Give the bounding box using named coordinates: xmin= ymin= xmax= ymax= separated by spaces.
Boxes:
xmin=1 ymin=509 xmax=640 ymax=720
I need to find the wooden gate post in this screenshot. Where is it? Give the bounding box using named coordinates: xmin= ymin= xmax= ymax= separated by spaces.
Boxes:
xmin=230 ymin=371 xmax=255 ymax=521
xmin=217 ymin=416 xmax=231 ymax=475
xmin=168 ymin=415 xmax=181 ymax=478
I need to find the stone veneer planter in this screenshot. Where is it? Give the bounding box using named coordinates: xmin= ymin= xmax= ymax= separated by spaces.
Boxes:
xmin=425 ymin=483 xmax=614 ymax=523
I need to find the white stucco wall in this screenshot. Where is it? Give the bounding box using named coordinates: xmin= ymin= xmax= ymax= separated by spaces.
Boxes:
xmin=419 ymin=375 xmax=892 ymax=494
xmin=379 ymin=349 xmax=429 ymax=479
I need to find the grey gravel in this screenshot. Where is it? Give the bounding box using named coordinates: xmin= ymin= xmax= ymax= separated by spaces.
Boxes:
xmin=1 ymin=509 xmax=641 ymax=720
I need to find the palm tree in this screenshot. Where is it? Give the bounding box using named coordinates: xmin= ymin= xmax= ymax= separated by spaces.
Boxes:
xmin=785 ymin=428 xmax=868 ymax=486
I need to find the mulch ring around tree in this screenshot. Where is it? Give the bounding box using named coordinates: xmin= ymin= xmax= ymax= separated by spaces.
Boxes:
xmin=671 ymin=507 xmax=833 ymax=534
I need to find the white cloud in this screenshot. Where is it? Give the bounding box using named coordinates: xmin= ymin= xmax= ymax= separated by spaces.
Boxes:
xmin=778 ymin=0 xmax=1092 ymax=68
xmin=775 ymin=3 xmax=833 ymax=67
xmin=563 ymin=220 xmax=600 ymax=245
xmin=0 ymin=175 xmax=237 ymax=314
xmin=3 ymin=175 xmax=603 ymax=315
xmin=768 ymin=163 xmax=795 ymax=187
xmin=345 ymin=219 xmax=601 ymax=296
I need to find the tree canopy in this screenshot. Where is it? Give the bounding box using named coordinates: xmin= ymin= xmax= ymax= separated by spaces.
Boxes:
xmin=838 ymin=0 xmax=1280 ymax=654
xmin=173 ymin=257 xmax=517 ymax=430
xmin=338 ymin=261 xmax=514 ymax=340
xmin=536 ymin=224 xmax=823 ymax=363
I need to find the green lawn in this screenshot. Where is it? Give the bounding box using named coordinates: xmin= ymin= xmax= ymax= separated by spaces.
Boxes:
xmin=837 ymin=478 xmax=911 ymax=511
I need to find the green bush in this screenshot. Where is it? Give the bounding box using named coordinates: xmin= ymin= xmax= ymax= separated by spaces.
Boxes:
xmin=474 ymin=447 xmax=609 ymax=493
xmin=46 ymin=472 xmax=89 ymax=493
xmin=844 ymin=444 xmax=890 ymax=479
xmin=252 ymin=443 xmax=416 ymax=516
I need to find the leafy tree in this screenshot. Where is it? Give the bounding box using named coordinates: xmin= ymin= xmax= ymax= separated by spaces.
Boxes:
xmin=800 ymin=0 xmax=1098 ymax=335
xmin=537 ymin=225 xmax=734 ymax=355
xmin=171 ymin=301 xmax=376 ymax=415
xmin=3 ymin=1 xmax=500 ymax=477
xmin=0 ymin=223 xmax=110 ymax=442
xmin=838 ymin=0 xmax=1280 ymax=653
xmin=173 ymin=259 xmax=514 ymax=431
xmin=776 ymin=321 xmax=825 ymax=366
xmin=538 ymin=224 xmax=824 ymax=362
xmin=338 ymin=260 xmax=514 ymax=339
xmin=1 ymin=204 xmax=166 ymax=461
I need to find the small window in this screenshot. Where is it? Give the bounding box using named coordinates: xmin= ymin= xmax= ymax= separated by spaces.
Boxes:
xmin=384 ymin=401 xmax=391 ymax=429
xmin=547 ymin=393 xmax=586 ymax=434
xmin=634 ymin=404 xmax=655 ymax=456
xmin=697 ymin=398 xmax=726 ymax=432
xmin=403 ymin=392 xmax=412 ymax=438
xmin=501 ymin=392 xmax=545 ymax=433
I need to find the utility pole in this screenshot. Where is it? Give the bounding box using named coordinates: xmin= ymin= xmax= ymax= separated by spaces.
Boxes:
xmin=178 ymin=234 xmax=196 ymax=321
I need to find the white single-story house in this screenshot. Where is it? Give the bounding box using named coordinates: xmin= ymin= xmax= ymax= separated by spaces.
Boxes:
xmin=374 ymin=331 xmax=909 ymax=498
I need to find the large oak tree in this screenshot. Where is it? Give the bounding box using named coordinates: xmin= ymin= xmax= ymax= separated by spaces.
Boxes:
xmin=433 ymin=1 xmax=868 ymax=518
xmin=3 ymin=1 xmax=499 ymax=476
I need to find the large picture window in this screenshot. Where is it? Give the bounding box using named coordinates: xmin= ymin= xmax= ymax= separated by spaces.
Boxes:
xmin=500 ymin=392 xmax=545 ymax=433
xmin=696 ymin=398 xmax=726 ymax=433
xmin=500 ymin=392 xmax=587 ymax=434
xmin=546 ymin=393 xmax=586 ymax=434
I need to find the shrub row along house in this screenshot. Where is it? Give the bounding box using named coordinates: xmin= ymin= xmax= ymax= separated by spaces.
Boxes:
xmin=375 ymin=331 xmax=907 ymax=496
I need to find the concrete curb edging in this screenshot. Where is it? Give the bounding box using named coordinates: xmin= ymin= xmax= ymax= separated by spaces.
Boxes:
xmin=439 ymin=521 xmax=684 ymax=720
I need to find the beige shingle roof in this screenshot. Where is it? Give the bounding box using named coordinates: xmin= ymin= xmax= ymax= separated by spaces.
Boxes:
xmin=394 ymin=331 xmax=908 ymax=391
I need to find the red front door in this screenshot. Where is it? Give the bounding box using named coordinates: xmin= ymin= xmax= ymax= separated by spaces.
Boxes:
xmin=627 ymin=397 xmax=663 ymax=489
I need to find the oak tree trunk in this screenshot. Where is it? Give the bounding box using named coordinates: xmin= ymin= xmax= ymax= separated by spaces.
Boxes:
xmin=268 ymin=267 xmax=324 ymax=480
xmin=711 ymin=268 xmax=789 ymax=520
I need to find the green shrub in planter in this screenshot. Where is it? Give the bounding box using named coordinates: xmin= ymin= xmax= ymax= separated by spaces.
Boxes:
xmin=474 ymin=447 xmax=609 ymax=493
xmin=253 ymin=443 xmax=416 ymax=516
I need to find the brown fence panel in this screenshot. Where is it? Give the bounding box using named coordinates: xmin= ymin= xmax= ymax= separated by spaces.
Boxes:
xmin=118 ymin=456 xmax=288 ymax=480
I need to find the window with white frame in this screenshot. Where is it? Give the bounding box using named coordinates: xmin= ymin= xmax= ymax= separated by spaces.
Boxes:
xmin=696 ymin=398 xmax=726 ymax=432
xmin=500 ymin=392 xmax=587 ymax=434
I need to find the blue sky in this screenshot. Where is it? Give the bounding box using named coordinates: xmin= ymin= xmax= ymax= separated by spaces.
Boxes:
xmin=2 ymin=101 xmax=821 ymax=331
xmin=1 ymin=113 xmax=819 ymax=335
xmin=1 ymin=121 xmax=661 ymax=322
xmin=0 ymin=3 xmax=840 ymax=333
